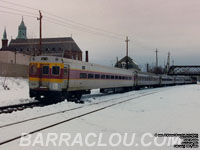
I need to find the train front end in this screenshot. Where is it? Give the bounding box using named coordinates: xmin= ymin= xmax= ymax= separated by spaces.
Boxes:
xmin=29 ymin=56 xmax=69 ymax=101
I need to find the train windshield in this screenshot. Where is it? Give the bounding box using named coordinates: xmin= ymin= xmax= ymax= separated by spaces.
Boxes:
xmin=52 ymin=66 xmax=60 ymax=75
xmin=42 ymin=66 xmax=49 ymax=75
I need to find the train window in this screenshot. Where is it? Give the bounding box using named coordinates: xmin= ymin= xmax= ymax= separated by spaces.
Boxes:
xmin=119 ymin=76 xmax=122 ymax=80
xmin=111 ymin=75 xmax=114 ymax=79
xmin=64 ymin=67 xmax=68 ymax=75
xmin=29 ymin=64 xmax=37 ymax=75
xmin=122 ymin=76 xmax=125 ymax=80
xmin=42 ymin=66 xmax=49 ymax=75
xmin=129 ymin=77 xmax=132 ymax=80
xmin=80 ymin=73 xmax=87 ymax=79
xmin=52 ymin=66 xmax=60 ymax=75
xmin=115 ymin=76 xmax=119 ymax=79
xmin=88 ymin=74 xmax=94 ymax=79
xmin=101 ymin=75 xmax=105 ymax=79
xmin=95 ymin=74 xmax=100 ymax=79
xmin=106 ymin=75 xmax=110 ymax=79
xmin=41 ymin=57 xmax=48 ymax=61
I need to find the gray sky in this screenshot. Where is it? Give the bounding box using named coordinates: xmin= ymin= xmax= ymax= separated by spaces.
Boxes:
xmin=1 ymin=0 xmax=200 ymax=68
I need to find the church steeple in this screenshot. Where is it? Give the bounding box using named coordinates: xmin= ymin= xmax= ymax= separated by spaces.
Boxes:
xmin=2 ymin=28 xmax=8 ymax=49
xmin=2 ymin=28 xmax=7 ymax=40
xmin=17 ymin=17 xmax=27 ymax=39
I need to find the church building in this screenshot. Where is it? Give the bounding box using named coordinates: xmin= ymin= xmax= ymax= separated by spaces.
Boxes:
xmin=1 ymin=18 xmax=82 ymax=61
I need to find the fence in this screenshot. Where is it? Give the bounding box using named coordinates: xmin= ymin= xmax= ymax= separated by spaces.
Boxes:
xmin=0 ymin=63 xmax=29 ymax=78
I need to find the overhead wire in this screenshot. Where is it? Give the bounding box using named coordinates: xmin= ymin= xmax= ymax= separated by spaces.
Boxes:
xmin=0 ymin=10 xmax=37 ymax=18
xmin=0 ymin=0 xmax=125 ymax=40
xmin=0 ymin=5 xmax=38 ymax=16
xmin=44 ymin=18 xmax=124 ymax=40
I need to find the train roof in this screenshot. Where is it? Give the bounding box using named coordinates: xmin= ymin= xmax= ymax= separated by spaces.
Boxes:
xmin=30 ymin=55 xmax=135 ymax=74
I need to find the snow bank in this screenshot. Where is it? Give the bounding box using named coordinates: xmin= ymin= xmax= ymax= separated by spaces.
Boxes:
xmin=0 ymin=77 xmax=34 ymax=106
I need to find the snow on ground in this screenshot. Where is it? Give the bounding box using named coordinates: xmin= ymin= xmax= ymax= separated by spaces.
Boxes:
xmin=0 ymin=77 xmax=199 ymax=150
xmin=0 ymin=77 xmax=35 ymax=106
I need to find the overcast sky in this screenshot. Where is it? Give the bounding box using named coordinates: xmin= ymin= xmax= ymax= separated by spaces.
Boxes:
xmin=0 ymin=0 xmax=200 ymax=68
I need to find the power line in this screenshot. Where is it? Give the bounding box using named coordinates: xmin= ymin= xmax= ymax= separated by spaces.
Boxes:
xmin=43 ymin=11 xmax=125 ymax=37
xmin=0 ymin=10 xmax=37 ymax=18
xmin=44 ymin=18 xmax=123 ymax=40
xmin=0 ymin=5 xmax=38 ymax=16
xmin=0 ymin=0 xmax=125 ymax=39
xmin=0 ymin=0 xmax=38 ymax=11
xmin=43 ymin=16 xmax=124 ymax=40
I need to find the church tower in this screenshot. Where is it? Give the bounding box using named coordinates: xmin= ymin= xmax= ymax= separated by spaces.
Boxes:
xmin=16 ymin=17 xmax=27 ymax=39
xmin=2 ymin=28 xmax=8 ymax=49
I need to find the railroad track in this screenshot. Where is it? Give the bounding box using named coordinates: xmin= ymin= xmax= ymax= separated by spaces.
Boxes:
xmin=0 ymin=102 xmax=44 ymax=114
xmin=0 ymin=87 xmax=168 ymax=146
xmin=0 ymin=89 xmax=154 ymax=129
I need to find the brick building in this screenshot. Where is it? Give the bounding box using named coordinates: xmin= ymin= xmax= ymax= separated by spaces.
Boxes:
xmin=1 ymin=18 xmax=82 ymax=61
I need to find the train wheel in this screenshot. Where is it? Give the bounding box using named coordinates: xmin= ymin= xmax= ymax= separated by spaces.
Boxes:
xmin=66 ymin=91 xmax=83 ymax=103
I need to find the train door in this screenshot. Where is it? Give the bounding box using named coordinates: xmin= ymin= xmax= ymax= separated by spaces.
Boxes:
xmin=39 ymin=64 xmax=50 ymax=87
xmin=63 ymin=64 xmax=70 ymax=90
xmin=134 ymin=72 xmax=138 ymax=87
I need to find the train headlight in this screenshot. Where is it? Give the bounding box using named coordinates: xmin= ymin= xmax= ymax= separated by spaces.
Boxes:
xmin=52 ymin=83 xmax=59 ymax=90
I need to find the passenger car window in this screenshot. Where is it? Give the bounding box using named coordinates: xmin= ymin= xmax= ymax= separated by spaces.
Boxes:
xmin=80 ymin=73 xmax=87 ymax=79
xmin=95 ymin=74 xmax=100 ymax=79
xmin=88 ymin=74 xmax=94 ymax=79
xmin=101 ymin=75 xmax=105 ymax=79
xmin=106 ymin=75 xmax=110 ymax=79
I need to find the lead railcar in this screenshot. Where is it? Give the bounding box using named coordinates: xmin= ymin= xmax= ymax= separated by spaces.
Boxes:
xmin=29 ymin=56 xmax=135 ymax=102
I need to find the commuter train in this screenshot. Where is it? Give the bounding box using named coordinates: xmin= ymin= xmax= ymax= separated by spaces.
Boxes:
xmin=29 ymin=56 xmax=196 ymax=102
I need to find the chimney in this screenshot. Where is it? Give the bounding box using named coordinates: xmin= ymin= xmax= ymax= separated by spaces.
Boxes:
xmin=146 ymin=63 xmax=149 ymax=72
xmin=85 ymin=51 xmax=89 ymax=62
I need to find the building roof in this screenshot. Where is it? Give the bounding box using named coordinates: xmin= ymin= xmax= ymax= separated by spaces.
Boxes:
xmin=18 ymin=19 xmax=26 ymax=30
xmin=2 ymin=28 xmax=7 ymax=40
xmin=7 ymin=37 xmax=82 ymax=53
xmin=115 ymin=56 xmax=140 ymax=71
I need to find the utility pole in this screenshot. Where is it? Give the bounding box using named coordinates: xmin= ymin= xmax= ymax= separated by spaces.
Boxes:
xmin=167 ymin=52 xmax=170 ymax=72
xmin=155 ymin=48 xmax=158 ymax=69
xmin=37 ymin=10 xmax=42 ymax=55
xmin=172 ymin=60 xmax=174 ymax=66
xmin=125 ymin=36 xmax=130 ymax=70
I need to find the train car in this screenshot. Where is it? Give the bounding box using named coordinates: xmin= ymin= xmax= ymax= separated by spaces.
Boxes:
xmin=184 ymin=76 xmax=193 ymax=84
xmin=174 ymin=76 xmax=185 ymax=85
xmin=29 ymin=56 xmax=135 ymax=101
xmin=29 ymin=55 xmax=196 ymax=103
xmin=134 ymin=71 xmax=160 ymax=89
xmin=160 ymin=75 xmax=174 ymax=86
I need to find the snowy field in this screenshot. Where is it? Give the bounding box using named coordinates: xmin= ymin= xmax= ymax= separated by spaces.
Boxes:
xmin=0 ymin=77 xmax=199 ymax=150
xmin=0 ymin=77 xmax=35 ymax=106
